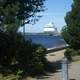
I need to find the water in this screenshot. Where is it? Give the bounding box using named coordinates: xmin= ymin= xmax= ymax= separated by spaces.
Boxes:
xmin=25 ymin=35 xmax=66 ymax=48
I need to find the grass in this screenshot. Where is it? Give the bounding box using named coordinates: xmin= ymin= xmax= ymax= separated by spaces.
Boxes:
xmin=0 ymin=74 xmax=18 ymax=80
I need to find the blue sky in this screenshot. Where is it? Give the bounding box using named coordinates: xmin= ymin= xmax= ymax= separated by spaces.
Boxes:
xmin=19 ymin=0 xmax=73 ymax=33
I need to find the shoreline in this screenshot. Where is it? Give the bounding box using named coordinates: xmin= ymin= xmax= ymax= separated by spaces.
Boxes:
xmin=47 ymin=45 xmax=68 ymax=53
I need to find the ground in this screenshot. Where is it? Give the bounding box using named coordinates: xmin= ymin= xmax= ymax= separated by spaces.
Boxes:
xmin=26 ymin=49 xmax=80 ymax=80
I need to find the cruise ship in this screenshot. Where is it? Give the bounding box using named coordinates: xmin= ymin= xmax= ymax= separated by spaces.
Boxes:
xmin=43 ymin=22 xmax=59 ymax=36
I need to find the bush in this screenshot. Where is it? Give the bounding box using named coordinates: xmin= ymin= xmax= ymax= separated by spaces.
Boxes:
xmin=30 ymin=44 xmax=47 ymax=75
xmin=77 ymin=49 xmax=80 ymax=55
xmin=64 ymin=48 xmax=73 ymax=61
xmin=13 ymin=33 xmax=47 ymax=75
xmin=0 ymin=31 xmax=14 ymax=66
xmin=0 ymin=32 xmax=47 ymax=77
xmin=16 ymin=43 xmax=47 ymax=76
xmin=64 ymin=48 xmax=80 ymax=61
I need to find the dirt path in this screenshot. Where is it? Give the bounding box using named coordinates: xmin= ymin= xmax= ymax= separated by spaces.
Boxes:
xmin=36 ymin=49 xmax=65 ymax=80
xmin=26 ymin=49 xmax=80 ymax=80
xmin=46 ymin=49 xmax=65 ymax=62
xmin=68 ymin=61 xmax=80 ymax=80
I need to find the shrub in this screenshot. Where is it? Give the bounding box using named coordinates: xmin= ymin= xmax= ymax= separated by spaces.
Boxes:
xmin=30 ymin=44 xmax=47 ymax=75
xmin=0 ymin=31 xmax=14 ymax=66
xmin=64 ymin=48 xmax=80 ymax=61
xmin=0 ymin=32 xmax=47 ymax=76
xmin=77 ymin=49 xmax=80 ymax=55
xmin=16 ymin=43 xmax=47 ymax=76
xmin=64 ymin=48 xmax=73 ymax=61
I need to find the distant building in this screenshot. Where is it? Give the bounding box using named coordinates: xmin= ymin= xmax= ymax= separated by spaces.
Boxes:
xmin=44 ymin=22 xmax=58 ymax=35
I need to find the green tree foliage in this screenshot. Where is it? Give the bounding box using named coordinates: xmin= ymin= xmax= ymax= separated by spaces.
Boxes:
xmin=0 ymin=30 xmax=11 ymax=65
xmin=61 ymin=0 xmax=80 ymax=49
xmin=0 ymin=0 xmax=46 ymax=65
xmin=0 ymin=31 xmax=47 ymax=76
xmin=61 ymin=25 xmax=71 ymax=44
xmin=0 ymin=0 xmax=47 ymax=77
xmin=0 ymin=31 xmax=23 ymax=66
xmin=0 ymin=0 xmax=45 ymax=33
xmin=16 ymin=43 xmax=47 ymax=75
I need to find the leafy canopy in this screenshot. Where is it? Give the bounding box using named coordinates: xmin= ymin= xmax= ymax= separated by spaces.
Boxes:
xmin=0 ymin=0 xmax=45 ymax=33
xmin=62 ymin=0 xmax=80 ymax=49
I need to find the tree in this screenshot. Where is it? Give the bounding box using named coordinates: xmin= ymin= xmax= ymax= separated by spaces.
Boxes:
xmin=61 ymin=25 xmax=71 ymax=44
xmin=0 ymin=0 xmax=45 ymax=33
xmin=0 ymin=0 xmax=46 ymax=66
xmin=62 ymin=0 xmax=80 ymax=49
xmin=0 ymin=1 xmax=47 ymax=75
